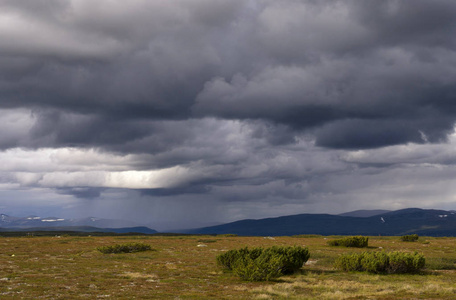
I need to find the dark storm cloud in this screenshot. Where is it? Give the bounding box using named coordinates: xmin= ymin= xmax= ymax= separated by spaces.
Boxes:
xmin=351 ymin=0 xmax=456 ymax=48
xmin=1 ymin=0 xmax=456 ymax=152
xmin=2 ymin=0 xmax=456 ymax=226
xmin=192 ymin=0 xmax=456 ymax=148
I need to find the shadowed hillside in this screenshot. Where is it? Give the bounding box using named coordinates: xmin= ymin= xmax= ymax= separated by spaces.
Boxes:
xmin=182 ymin=208 xmax=456 ymax=236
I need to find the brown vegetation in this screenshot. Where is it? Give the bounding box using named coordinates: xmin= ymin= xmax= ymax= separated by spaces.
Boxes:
xmin=0 ymin=235 xmax=455 ymax=299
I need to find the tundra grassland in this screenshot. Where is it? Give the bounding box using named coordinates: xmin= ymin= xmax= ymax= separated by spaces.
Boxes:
xmin=1 ymin=235 xmax=456 ymax=299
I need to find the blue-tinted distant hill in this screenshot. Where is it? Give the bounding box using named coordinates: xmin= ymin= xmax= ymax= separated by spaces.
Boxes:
xmin=0 ymin=214 xmax=157 ymax=234
xmin=0 ymin=214 xmax=141 ymax=229
xmin=181 ymin=208 xmax=456 ymax=236
xmin=0 ymin=225 xmax=157 ymax=235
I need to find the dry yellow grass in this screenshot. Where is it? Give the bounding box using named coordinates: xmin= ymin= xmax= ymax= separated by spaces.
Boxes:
xmin=0 ymin=235 xmax=455 ymax=299
xmin=252 ymin=271 xmax=456 ymax=299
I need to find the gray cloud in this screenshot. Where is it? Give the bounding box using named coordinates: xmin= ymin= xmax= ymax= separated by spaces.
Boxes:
xmin=1 ymin=1 xmax=456 ymax=228
xmin=2 ymin=0 xmax=456 ymax=150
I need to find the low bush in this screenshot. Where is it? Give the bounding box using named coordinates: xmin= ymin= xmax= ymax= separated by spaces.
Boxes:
xmin=400 ymin=234 xmax=419 ymax=242
xmin=217 ymin=247 xmax=253 ymax=270
xmin=335 ymin=252 xmax=364 ymax=272
xmin=388 ymin=251 xmax=425 ymax=273
xmin=97 ymin=242 xmax=153 ymax=254
xmin=360 ymin=251 xmax=390 ymax=273
xmin=266 ymin=246 xmax=311 ymax=274
xmin=327 ymin=236 xmax=369 ymax=248
xmin=232 ymin=253 xmax=283 ymax=281
xmin=216 ymin=246 xmax=310 ymax=281
xmin=335 ymin=251 xmax=425 ymax=274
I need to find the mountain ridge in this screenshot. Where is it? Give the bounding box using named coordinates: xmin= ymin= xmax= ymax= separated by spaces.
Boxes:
xmin=0 ymin=214 xmax=157 ymax=234
xmin=4 ymin=208 xmax=456 ymax=236
xmin=0 ymin=226 xmax=157 ymax=234
xmin=180 ymin=208 xmax=456 ymax=236
xmin=0 ymin=214 xmax=141 ymax=228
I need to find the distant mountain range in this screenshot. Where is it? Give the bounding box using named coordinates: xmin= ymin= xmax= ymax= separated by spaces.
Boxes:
xmin=181 ymin=208 xmax=456 ymax=237
xmin=0 ymin=214 xmax=157 ymax=234
xmin=4 ymin=208 xmax=456 ymax=236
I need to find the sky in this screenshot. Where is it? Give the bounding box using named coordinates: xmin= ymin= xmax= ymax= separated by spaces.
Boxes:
xmin=1 ymin=0 xmax=456 ymax=231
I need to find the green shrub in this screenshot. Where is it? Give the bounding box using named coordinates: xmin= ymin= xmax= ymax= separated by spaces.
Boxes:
xmin=264 ymin=246 xmax=310 ymax=274
xmin=360 ymin=251 xmax=389 ymax=273
xmin=387 ymin=251 xmax=425 ymax=273
xmin=216 ymin=246 xmax=310 ymax=281
xmin=400 ymin=234 xmax=419 ymax=242
xmin=232 ymin=252 xmax=283 ymax=281
xmin=97 ymin=242 xmax=153 ymax=254
xmin=217 ymin=247 xmax=248 ymax=270
xmin=328 ymin=236 xmax=369 ymax=248
xmin=334 ymin=252 xmax=364 ymax=272
xmin=335 ymin=251 xmax=425 ymax=274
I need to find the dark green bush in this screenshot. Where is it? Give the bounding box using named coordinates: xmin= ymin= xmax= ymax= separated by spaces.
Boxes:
xmin=97 ymin=242 xmax=153 ymax=254
xmin=232 ymin=252 xmax=283 ymax=281
xmin=216 ymin=246 xmax=310 ymax=281
xmin=217 ymin=247 xmax=249 ymax=270
xmin=360 ymin=251 xmax=389 ymax=273
xmin=400 ymin=234 xmax=419 ymax=242
xmin=334 ymin=252 xmax=364 ymax=272
xmin=327 ymin=236 xmax=369 ymax=248
xmin=264 ymin=246 xmax=310 ymax=274
xmin=388 ymin=251 xmax=425 ymax=273
xmin=335 ymin=251 xmax=425 ymax=274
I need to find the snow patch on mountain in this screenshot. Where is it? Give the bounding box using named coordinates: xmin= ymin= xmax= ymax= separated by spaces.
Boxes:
xmin=0 ymin=214 xmax=143 ymax=229
xmin=41 ymin=218 xmax=65 ymax=222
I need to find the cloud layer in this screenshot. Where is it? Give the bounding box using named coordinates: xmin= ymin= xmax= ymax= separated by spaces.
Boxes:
xmin=1 ymin=0 xmax=456 ymax=229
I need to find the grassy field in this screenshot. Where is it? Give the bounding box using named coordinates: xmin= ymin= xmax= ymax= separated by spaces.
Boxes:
xmin=1 ymin=234 xmax=456 ymax=299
